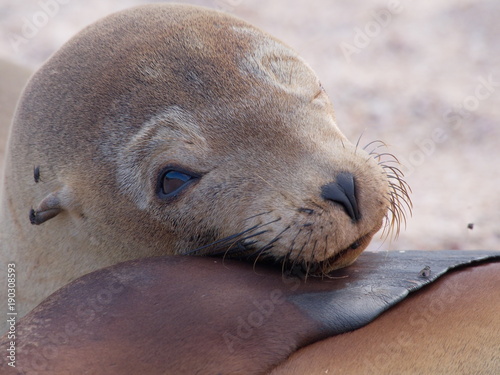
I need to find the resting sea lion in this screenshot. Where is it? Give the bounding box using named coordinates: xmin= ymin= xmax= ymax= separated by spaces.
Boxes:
xmin=0 ymin=4 xmax=409 ymax=327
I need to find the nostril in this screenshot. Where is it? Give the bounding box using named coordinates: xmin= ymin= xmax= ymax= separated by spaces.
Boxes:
xmin=321 ymin=172 xmax=361 ymax=222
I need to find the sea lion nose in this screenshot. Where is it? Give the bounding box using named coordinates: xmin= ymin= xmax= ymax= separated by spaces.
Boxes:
xmin=321 ymin=172 xmax=361 ymax=222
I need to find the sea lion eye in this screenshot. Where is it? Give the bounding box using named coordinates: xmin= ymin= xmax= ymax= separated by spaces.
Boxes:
xmin=159 ymin=169 xmax=198 ymax=198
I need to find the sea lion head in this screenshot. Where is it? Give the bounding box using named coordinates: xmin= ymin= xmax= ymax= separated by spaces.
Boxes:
xmin=3 ymin=4 xmax=410 ymax=277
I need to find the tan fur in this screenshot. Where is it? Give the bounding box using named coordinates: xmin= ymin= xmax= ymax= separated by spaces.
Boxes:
xmin=271 ymin=262 xmax=500 ymax=375
xmin=0 ymin=4 xmax=392 ymax=329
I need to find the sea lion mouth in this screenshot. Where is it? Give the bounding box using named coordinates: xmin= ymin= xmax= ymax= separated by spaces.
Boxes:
xmin=302 ymin=232 xmax=373 ymax=276
xmin=186 ymin=223 xmax=374 ymax=277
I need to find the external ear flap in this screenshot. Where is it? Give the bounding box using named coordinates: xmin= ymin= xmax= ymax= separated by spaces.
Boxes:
xmin=29 ymin=191 xmax=65 ymax=225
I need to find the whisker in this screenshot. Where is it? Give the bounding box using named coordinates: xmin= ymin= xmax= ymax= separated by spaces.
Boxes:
xmin=373 ymin=152 xmax=401 ymax=162
xmin=320 ymin=234 xmax=330 ymax=278
xmin=305 ymin=234 xmax=317 ymax=281
xmin=246 ymin=226 xmax=291 ymax=266
xmin=367 ymin=145 xmax=390 ymax=157
xmin=354 ymin=130 xmax=366 ymax=154
xmin=208 ymin=230 xmax=271 ymax=257
xmin=243 ymin=210 xmax=273 ymax=222
xmin=294 ymin=237 xmax=309 ymax=278
xmin=363 ymin=139 xmax=387 ymax=151
xmin=288 ymin=228 xmax=304 ymax=272
xmin=365 ymin=141 xmax=413 ymax=242
xmin=378 ymin=159 xmax=401 ymax=166
xmin=184 ymin=218 xmax=280 ymax=255
xmin=281 ymin=247 xmax=293 ymax=278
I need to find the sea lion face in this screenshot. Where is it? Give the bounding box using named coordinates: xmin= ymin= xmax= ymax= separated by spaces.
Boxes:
xmin=8 ymin=5 xmax=409 ymax=275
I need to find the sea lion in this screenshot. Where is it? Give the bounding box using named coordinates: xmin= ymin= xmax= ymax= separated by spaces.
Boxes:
xmin=0 ymin=4 xmax=409 ymax=326
xmin=0 ymin=251 xmax=498 ymax=374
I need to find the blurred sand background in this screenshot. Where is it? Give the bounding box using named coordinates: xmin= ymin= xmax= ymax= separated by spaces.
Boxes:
xmin=1 ymin=0 xmax=499 ymax=252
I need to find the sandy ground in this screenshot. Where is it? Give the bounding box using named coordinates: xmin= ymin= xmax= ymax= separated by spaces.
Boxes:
xmin=1 ymin=0 xmax=499 ymax=252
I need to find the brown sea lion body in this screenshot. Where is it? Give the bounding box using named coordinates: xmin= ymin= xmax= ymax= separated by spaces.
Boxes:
xmin=0 ymin=253 xmax=498 ymax=374
xmin=271 ymin=260 xmax=500 ymax=375
xmin=0 ymin=4 xmax=407 ymax=326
